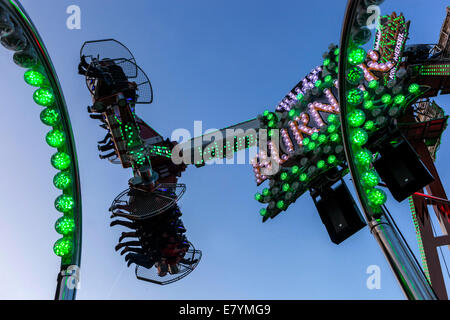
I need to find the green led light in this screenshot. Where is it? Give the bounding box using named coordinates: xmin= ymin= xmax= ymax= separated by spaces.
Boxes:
xmin=303 ymin=137 xmax=311 ymax=146
xmin=368 ymin=188 xmax=387 ymax=207
xmin=267 ymin=113 xmax=274 ymax=120
xmin=324 ymin=75 xmax=333 ymax=83
xmin=55 ymin=194 xmax=75 ymax=213
xmin=51 ymin=152 xmax=71 ymax=170
xmin=328 ymin=124 xmax=337 ymax=134
xmin=46 ymin=129 xmax=65 ymax=148
xmin=394 ymin=94 xmax=406 ymax=105
xmin=327 ymin=114 xmax=337 ymax=124
xmin=381 ymin=94 xmax=392 ymax=105
xmin=409 ymin=83 xmax=420 ymax=94
xmin=40 ymin=108 xmax=60 ymax=126
xmin=323 ymin=58 xmax=330 ymax=66
xmin=347 ymin=89 xmax=364 ymax=106
xmin=53 ymin=237 xmax=73 ymax=257
xmin=289 ymin=109 xmax=297 ymax=118
xmin=315 ymin=80 xmax=323 ymax=88
xmin=33 ymin=88 xmax=55 ymax=107
xmin=334 ymin=48 xmax=340 ymax=56
xmin=311 ymin=132 xmax=319 ymax=141
xmin=291 ymin=166 xmax=299 ymax=174
xmin=262 ymin=188 xmax=270 ymax=196
xmin=299 ymin=173 xmax=308 ymax=182
xmin=263 ymin=110 xmax=270 ymax=117
xmin=364 ymin=120 xmax=375 ymax=131
xmin=280 ymin=172 xmax=288 ymax=181
xmin=24 ymin=69 xmax=46 ymax=87
xmin=363 ymin=100 xmax=374 ymax=110
xmin=330 ymin=133 xmax=340 ymax=142
xmin=361 ymin=170 xmax=380 ymax=188
xmin=346 ymin=66 xmax=363 ymax=85
xmin=348 ymin=47 xmax=366 ymax=65
xmin=327 ymin=155 xmax=337 ymax=165
xmin=268 ymin=120 xmax=276 ymax=128
xmin=296 ymin=93 xmax=304 ymax=101
xmin=53 ymin=171 xmax=72 ymax=190
xmin=348 ymin=109 xmax=366 ymax=127
xmin=368 ymin=80 xmax=379 ymax=89
xmin=318 ymin=134 xmax=328 ymax=144
xmin=307 ymin=142 xmax=316 ymax=151
xmin=351 ymin=128 xmax=368 ymax=146
xmin=282 ymin=183 xmax=290 ymax=192
xmin=276 ymin=200 xmax=285 ymax=209
xmin=55 ymin=216 xmax=75 ymax=236
xmin=254 ymin=193 xmax=262 ymax=201
xmin=317 ymin=160 xmax=325 ymax=169
xmin=259 ymin=208 xmax=267 ymax=217
xmin=355 ymin=149 xmax=372 ymax=167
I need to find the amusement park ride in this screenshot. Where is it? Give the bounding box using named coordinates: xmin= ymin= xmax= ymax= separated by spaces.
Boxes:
xmin=0 ymin=0 xmax=450 ymax=300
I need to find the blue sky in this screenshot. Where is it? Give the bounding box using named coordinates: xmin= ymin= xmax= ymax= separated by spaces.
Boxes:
xmin=0 ymin=0 xmax=449 ymax=299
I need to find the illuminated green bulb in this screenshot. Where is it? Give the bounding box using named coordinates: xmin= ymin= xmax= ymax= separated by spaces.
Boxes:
xmin=291 ymin=166 xmax=299 ymax=174
xmin=330 ymin=133 xmax=340 ymax=142
xmin=40 ymin=108 xmax=60 ymax=126
xmin=53 ymin=237 xmax=73 ymax=257
xmin=348 ymin=47 xmax=366 ymax=65
xmin=368 ymin=80 xmax=379 ymax=89
xmin=303 ymin=137 xmax=311 ymax=146
xmin=262 ymin=188 xmax=270 ymax=196
xmin=259 ymin=208 xmax=267 ymax=217
xmin=289 ymin=109 xmax=297 ymax=118
xmin=324 ymin=75 xmax=333 ymax=83
xmin=282 ymin=183 xmax=290 ymax=192
xmin=323 ymin=58 xmax=330 ymax=66
xmin=299 ymin=173 xmax=308 ymax=182
xmin=267 ymin=113 xmax=274 ymax=120
xmin=318 ymin=134 xmax=328 ymax=144
xmin=327 ymin=124 xmax=337 ymax=134
xmin=55 ymin=194 xmax=75 ymax=213
xmin=280 ymin=172 xmax=288 ymax=181
xmin=408 ymin=83 xmax=420 ymax=94
xmin=394 ymin=94 xmax=406 ymax=105
xmin=327 ymin=114 xmax=337 ymax=124
xmin=317 ymin=160 xmax=326 ymax=169
xmin=254 ymin=193 xmax=262 ymax=201
xmin=307 ymin=141 xmax=316 ymax=151
xmin=351 ymin=128 xmax=368 ymax=146
xmin=276 ymin=200 xmax=285 ymax=209
xmin=327 ymin=155 xmax=337 ymax=165
xmin=296 ymin=93 xmax=304 ymax=101
xmin=361 ymin=170 xmax=380 ymax=188
xmin=46 ymin=129 xmax=65 ymax=148
xmin=311 ymin=132 xmax=319 ymax=141
xmin=348 ymin=109 xmax=366 ymax=127
xmin=53 ymin=171 xmax=72 ymax=190
xmin=55 ymin=216 xmax=75 ymax=236
xmin=24 ymin=69 xmax=46 ymax=87
xmin=268 ymin=120 xmax=276 ymax=128
xmin=347 ymin=89 xmax=364 ymax=106
xmin=51 ymin=152 xmax=71 ymax=170
xmin=334 ymin=48 xmax=340 ymax=56
xmin=315 ymin=80 xmax=323 ymax=88
xmin=33 ymin=88 xmax=55 ymax=107
xmin=368 ymin=188 xmax=387 ymax=207
xmin=363 ymin=100 xmax=374 ymax=110
xmin=346 ymin=66 xmax=363 ymax=85
xmin=355 ymin=149 xmax=372 ymax=167
xmin=263 ymin=110 xmax=270 ymax=117
xmin=381 ymin=94 xmax=392 ymax=105
xmin=364 ymin=120 xmax=375 ymax=131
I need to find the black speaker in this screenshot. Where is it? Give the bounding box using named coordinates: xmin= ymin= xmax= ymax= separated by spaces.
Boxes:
xmin=313 ymin=181 xmax=366 ymax=245
xmin=374 ymin=138 xmax=434 ymax=202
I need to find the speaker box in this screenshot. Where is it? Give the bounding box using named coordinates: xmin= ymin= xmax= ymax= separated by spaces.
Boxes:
xmin=374 ymin=139 xmax=434 ymax=202
xmin=313 ymin=182 xmax=366 ymax=245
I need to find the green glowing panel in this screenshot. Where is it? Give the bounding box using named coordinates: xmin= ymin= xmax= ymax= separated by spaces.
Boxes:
xmin=51 ymin=152 xmax=71 ymax=170
xmin=53 ymin=237 xmax=73 ymax=257
xmin=55 ymin=216 xmax=75 ymax=236
xmin=46 ymin=129 xmax=65 ymax=148
xmin=53 ymin=171 xmax=72 ymax=190
xmin=33 ymin=88 xmax=55 ymax=107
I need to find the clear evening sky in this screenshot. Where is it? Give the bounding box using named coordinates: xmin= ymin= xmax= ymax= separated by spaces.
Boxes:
xmin=0 ymin=0 xmax=448 ymax=299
